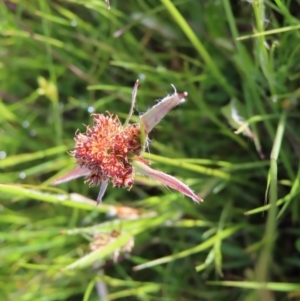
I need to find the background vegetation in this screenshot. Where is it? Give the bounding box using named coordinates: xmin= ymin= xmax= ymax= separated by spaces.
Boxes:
xmin=1 ymin=0 xmax=300 ymax=300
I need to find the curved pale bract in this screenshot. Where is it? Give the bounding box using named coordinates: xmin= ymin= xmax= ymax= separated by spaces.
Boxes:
xmin=96 ymin=180 xmax=109 ymax=204
xmin=133 ymin=160 xmax=202 ymax=203
xmin=52 ymin=166 xmax=90 ymax=185
xmin=139 ymin=90 xmax=187 ymax=135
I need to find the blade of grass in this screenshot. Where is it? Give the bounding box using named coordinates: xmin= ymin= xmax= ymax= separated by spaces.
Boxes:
xmin=206 ymin=281 xmax=300 ymax=292
xmin=0 ymin=184 xmax=111 ymax=213
xmin=133 ymin=225 xmax=242 ymax=271
xmin=254 ymin=110 xmax=287 ymax=299
xmin=0 ymin=146 xmax=68 ymax=168
xmin=160 ymin=0 xmax=236 ymax=96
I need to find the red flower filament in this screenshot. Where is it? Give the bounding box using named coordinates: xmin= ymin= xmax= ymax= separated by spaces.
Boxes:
xmin=71 ymin=114 xmax=142 ymax=189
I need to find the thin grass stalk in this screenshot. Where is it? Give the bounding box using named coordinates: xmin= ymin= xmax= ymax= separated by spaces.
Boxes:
xmin=222 ymin=0 xmax=264 ymax=157
xmin=255 ymin=110 xmax=287 ymax=300
xmin=160 ymin=0 xmax=236 ymax=97
xmin=223 ymin=0 xmax=294 ymax=179
xmin=38 ymin=0 xmax=62 ymax=146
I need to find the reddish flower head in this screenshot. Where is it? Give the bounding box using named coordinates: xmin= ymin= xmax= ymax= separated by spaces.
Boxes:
xmin=71 ymin=114 xmax=141 ymax=188
xmin=52 ymin=80 xmax=202 ymax=204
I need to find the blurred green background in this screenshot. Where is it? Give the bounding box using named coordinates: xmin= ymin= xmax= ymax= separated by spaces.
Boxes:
xmin=1 ymin=0 xmax=300 ymax=300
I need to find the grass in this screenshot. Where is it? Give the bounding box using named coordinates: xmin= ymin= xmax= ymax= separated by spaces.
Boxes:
xmin=1 ymin=0 xmax=300 ymax=300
